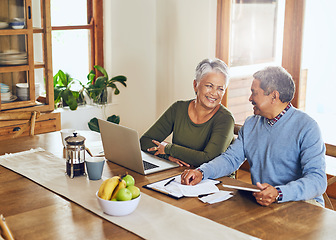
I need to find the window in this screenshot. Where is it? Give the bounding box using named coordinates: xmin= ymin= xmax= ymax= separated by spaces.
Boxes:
xmin=50 ymin=0 xmax=103 ymax=88
xmin=216 ymin=0 xmax=304 ymax=125
xmin=229 ymin=0 xmax=285 ymax=67
xmin=217 ymin=0 xmax=336 ymax=146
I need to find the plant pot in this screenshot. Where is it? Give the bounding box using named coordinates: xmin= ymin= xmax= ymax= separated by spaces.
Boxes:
xmin=77 ymin=92 xmax=86 ymax=106
xmin=62 ymin=98 xmax=68 ymax=107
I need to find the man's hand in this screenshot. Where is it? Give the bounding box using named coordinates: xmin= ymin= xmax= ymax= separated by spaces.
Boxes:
xmin=180 ymin=169 xmax=202 ymax=185
xmin=252 ymin=182 xmax=279 ymax=206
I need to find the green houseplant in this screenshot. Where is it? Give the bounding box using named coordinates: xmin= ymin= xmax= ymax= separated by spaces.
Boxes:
xmin=85 ymin=65 xmax=127 ymax=104
xmin=88 ymin=114 xmax=120 ymax=133
xmin=54 ymin=70 xmax=85 ymax=110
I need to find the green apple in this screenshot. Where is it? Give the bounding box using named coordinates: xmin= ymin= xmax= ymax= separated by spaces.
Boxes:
xmin=122 ymin=174 xmax=135 ymax=187
xmin=127 ymin=185 xmax=140 ymax=199
xmin=115 ymin=188 xmax=132 ymax=201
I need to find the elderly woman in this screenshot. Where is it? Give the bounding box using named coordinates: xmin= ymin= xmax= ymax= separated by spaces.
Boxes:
xmin=140 ymin=58 xmax=234 ymax=168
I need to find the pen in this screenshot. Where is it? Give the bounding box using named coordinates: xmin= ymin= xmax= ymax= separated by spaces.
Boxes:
xmin=164 ymin=178 xmax=175 ymax=187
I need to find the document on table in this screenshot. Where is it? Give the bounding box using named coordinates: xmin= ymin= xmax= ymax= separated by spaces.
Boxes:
xmin=144 ymin=175 xmax=221 ymax=199
xmin=85 ymin=141 xmax=104 ymax=157
xmin=198 ymin=190 xmax=234 ymax=204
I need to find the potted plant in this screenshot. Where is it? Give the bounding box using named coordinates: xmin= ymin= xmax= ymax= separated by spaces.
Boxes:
xmin=54 ymin=70 xmax=86 ymax=110
xmin=85 ymin=65 xmax=127 ymax=104
xmin=88 ymin=114 xmax=120 ymax=133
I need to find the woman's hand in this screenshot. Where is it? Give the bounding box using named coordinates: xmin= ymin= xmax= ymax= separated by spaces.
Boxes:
xmin=147 ymin=140 xmax=190 ymax=167
xmin=252 ymin=182 xmax=279 ymax=206
xmin=180 ymin=169 xmax=202 ymax=185
xmin=147 ymin=140 xmax=167 ymax=155
xmin=168 ymin=156 xmax=190 ymax=167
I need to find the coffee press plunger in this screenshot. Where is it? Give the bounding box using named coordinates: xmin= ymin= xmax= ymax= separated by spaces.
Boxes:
xmin=64 ymin=132 xmax=86 ymax=178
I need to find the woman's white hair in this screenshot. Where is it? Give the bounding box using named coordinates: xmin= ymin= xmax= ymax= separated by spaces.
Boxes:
xmin=195 ymin=58 xmax=230 ymax=87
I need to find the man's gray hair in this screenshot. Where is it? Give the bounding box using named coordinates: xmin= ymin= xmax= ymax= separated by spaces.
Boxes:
xmin=253 ymin=66 xmax=295 ymax=103
xmin=195 ymin=58 xmax=230 ymax=87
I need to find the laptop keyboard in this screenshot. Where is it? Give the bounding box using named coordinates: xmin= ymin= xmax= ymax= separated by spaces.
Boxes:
xmin=143 ymin=160 xmax=159 ymax=170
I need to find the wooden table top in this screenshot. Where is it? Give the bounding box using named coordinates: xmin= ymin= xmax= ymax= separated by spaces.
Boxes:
xmin=1 ymin=131 xmax=335 ymax=240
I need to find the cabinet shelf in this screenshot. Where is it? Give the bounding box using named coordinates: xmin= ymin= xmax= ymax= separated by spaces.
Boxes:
xmin=0 ymin=63 xmax=46 ymax=72
xmin=0 ymin=65 xmax=29 ymax=73
xmin=0 ymin=27 xmax=44 ymax=35
xmin=0 ymin=0 xmax=54 ymax=113
xmin=0 ymin=29 xmax=28 ymax=36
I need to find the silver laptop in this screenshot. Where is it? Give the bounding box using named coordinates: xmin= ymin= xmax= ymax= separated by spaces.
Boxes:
xmin=98 ymin=119 xmax=179 ymax=175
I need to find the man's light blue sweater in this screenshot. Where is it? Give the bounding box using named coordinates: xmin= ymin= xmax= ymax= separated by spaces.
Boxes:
xmin=200 ymin=106 xmax=327 ymax=205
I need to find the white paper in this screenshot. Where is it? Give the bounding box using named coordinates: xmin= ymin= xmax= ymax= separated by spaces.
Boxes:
xmin=85 ymin=141 xmax=104 ymax=157
xmin=146 ymin=175 xmax=220 ymax=198
xmin=177 ymin=180 xmax=219 ymax=197
xmin=199 ymin=190 xmax=234 ymax=204
xmin=146 ymin=176 xmax=183 ymax=198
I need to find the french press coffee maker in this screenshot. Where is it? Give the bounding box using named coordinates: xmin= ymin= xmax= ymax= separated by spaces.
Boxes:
xmin=64 ymin=132 xmax=86 ymax=178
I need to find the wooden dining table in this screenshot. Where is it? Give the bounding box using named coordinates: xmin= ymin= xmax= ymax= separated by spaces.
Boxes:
xmin=0 ymin=130 xmax=335 ymax=240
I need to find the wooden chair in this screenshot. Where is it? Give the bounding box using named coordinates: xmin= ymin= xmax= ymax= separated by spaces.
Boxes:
xmin=0 ymin=111 xmax=40 ymax=138
xmin=324 ymin=144 xmax=336 ymax=210
xmin=234 ymin=124 xmax=336 ymax=210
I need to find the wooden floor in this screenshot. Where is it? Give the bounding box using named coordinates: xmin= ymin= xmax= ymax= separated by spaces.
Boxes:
xmin=237 ymin=169 xmax=336 ymax=211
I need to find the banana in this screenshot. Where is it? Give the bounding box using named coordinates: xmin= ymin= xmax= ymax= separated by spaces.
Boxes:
xmin=111 ymin=179 xmax=127 ymax=200
xmin=98 ymin=176 xmax=120 ymax=200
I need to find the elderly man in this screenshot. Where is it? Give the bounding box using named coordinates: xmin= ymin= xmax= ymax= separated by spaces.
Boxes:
xmin=181 ymin=66 xmax=327 ymax=207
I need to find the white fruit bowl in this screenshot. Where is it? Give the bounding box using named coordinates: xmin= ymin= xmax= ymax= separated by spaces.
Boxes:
xmin=96 ymin=191 xmax=141 ymax=216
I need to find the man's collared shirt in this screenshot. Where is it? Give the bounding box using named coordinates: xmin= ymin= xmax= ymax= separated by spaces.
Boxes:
xmin=267 ymin=102 xmax=292 ymax=126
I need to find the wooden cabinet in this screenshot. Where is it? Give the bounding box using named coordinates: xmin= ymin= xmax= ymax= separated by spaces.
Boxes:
xmin=0 ymin=0 xmax=60 ymax=138
xmin=0 ymin=112 xmax=60 ymax=140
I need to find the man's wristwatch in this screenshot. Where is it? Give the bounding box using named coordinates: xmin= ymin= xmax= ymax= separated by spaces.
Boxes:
xmin=275 ymin=187 xmax=283 ymax=203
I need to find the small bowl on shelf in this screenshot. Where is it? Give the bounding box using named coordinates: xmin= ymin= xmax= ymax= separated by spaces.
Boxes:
xmin=0 ymin=22 xmax=9 ymax=29
xmin=9 ymin=18 xmax=25 ymax=29
xmin=1 ymin=93 xmax=17 ymax=103
xmin=16 ymin=83 xmax=40 ymax=101
xmin=10 ymin=21 xmax=25 ymax=29
xmin=1 ymin=91 xmax=11 ymax=101
xmin=96 ymin=191 xmax=141 ymax=216
xmin=0 ymin=83 xmax=9 ymax=93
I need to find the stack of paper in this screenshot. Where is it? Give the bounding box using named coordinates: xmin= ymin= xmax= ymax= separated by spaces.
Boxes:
xmin=198 ymin=191 xmax=233 ymax=204
xmin=145 ymin=175 xmax=222 ymax=199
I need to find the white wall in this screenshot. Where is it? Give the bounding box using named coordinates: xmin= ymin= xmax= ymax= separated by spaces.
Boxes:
xmin=103 ymin=0 xmax=157 ymax=135
xmin=301 ymin=0 xmax=336 ymax=144
xmin=156 ymin=0 xmax=217 ymax=115
xmin=102 ymin=0 xmax=217 ymax=135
